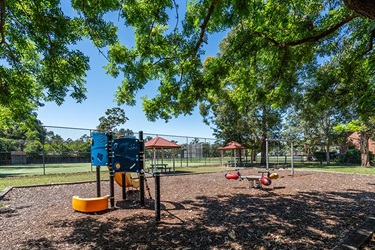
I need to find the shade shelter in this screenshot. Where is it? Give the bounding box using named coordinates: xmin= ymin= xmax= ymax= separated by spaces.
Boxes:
xmin=218 ymin=141 xmax=246 ymax=167
xmin=145 ymin=136 xmax=181 ymax=172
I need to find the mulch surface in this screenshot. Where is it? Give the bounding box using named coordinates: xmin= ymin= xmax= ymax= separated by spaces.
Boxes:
xmin=1 ymin=168 xmax=375 ymax=250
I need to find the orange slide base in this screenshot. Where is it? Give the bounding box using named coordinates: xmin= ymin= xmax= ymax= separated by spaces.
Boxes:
xmin=72 ymin=196 xmax=109 ymax=213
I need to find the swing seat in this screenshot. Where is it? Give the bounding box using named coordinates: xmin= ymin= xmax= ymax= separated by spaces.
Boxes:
xmin=273 ymin=164 xmax=288 ymax=169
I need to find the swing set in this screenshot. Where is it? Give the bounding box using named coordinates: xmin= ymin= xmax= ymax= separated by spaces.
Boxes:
xmin=266 ymin=139 xmax=294 ymax=176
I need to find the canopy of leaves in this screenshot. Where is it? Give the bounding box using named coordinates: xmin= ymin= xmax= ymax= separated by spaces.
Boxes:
xmin=105 ymin=0 xmax=374 ymax=125
xmin=0 ymin=0 xmax=118 ymax=125
xmin=2 ymin=0 xmax=375 ymax=129
xmin=96 ymin=107 xmax=128 ymax=132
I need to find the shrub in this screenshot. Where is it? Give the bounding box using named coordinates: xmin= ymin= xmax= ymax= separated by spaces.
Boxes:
xmin=336 ymin=149 xmax=361 ymax=164
xmin=313 ymin=152 xmax=338 ymax=164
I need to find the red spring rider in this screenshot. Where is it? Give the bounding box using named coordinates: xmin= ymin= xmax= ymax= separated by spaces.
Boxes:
xmin=225 ymin=172 xmax=240 ymax=180
xmin=260 ymin=176 xmax=272 ymax=186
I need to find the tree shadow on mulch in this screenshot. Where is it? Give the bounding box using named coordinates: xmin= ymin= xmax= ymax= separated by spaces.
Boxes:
xmin=22 ymin=189 xmax=375 ymax=249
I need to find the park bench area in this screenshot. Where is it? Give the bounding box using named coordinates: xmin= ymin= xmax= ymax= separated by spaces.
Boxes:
xmin=147 ymin=163 xmax=172 ymax=173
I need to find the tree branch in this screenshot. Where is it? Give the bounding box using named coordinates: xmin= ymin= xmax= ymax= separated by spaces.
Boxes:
xmin=345 ymin=28 xmax=375 ymax=70
xmin=193 ymin=0 xmax=219 ymax=56
xmin=0 ymin=0 xmax=5 ymax=44
xmin=357 ymin=28 xmax=375 ymax=58
xmin=284 ymin=14 xmax=358 ymax=47
xmin=255 ymin=14 xmax=358 ymax=48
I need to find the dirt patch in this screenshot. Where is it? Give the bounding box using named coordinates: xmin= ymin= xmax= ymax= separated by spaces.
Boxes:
xmin=1 ymin=168 xmax=375 ymax=249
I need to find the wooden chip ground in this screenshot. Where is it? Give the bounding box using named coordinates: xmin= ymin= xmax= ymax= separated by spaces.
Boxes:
xmin=1 ymin=169 xmax=375 ymax=249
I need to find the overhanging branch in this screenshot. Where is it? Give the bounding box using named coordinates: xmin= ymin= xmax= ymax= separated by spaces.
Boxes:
xmin=284 ymin=14 xmax=358 ymax=47
xmin=0 ymin=0 xmax=5 ymax=44
xmin=255 ymin=14 xmax=358 ymax=48
xmin=193 ymin=0 xmax=219 ymax=56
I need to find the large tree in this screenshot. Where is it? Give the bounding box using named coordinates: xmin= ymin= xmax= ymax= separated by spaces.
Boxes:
xmin=2 ymin=0 xmax=375 ymax=137
xmin=96 ymin=107 xmax=128 ymax=132
xmin=106 ymin=0 xmax=373 ymax=123
xmin=0 ymin=0 xmax=118 ymax=125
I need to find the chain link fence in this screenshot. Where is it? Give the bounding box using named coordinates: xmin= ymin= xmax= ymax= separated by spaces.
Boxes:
xmin=1 ymin=126 xmax=234 ymax=176
xmin=1 ymin=126 xmax=319 ymax=177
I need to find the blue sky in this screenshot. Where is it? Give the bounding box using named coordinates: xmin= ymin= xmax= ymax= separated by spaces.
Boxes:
xmin=37 ymin=4 xmax=226 ymax=140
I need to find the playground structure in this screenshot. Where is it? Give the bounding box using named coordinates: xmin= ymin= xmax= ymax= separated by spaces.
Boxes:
xmin=225 ymin=169 xmax=279 ymax=189
xmin=72 ymin=131 xmax=162 ymax=221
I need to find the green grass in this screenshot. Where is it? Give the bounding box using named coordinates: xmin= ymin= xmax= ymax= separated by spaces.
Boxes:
xmin=0 ymin=160 xmax=223 ymax=177
xmin=295 ymin=164 xmax=375 ymax=175
xmin=1 ymin=163 xmax=374 ymax=192
xmin=0 ymin=171 xmax=110 ymax=191
xmin=0 ymin=165 xmax=228 ymax=191
xmin=0 ymin=163 xmax=93 ymax=177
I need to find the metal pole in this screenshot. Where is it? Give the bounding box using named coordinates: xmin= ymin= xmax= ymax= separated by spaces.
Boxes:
xmin=291 ymin=141 xmax=294 ymax=176
xmin=107 ymin=132 xmax=115 ymax=209
xmin=122 ymin=173 xmax=126 ymax=200
xmin=154 ymin=172 xmax=161 ymax=222
xmin=186 ymin=137 xmax=189 ymax=167
xmin=96 ymin=166 xmax=101 ymax=197
xmin=204 ymin=138 xmax=207 ymax=166
xmin=266 ymin=139 xmax=269 ymax=170
xmin=109 ymin=170 xmax=115 ymax=208
xmin=42 ymin=139 xmax=46 ymax=175
xmin=139 ymin=131 xmax=145 ymax=207
xmin=90 ymin=129 xmax=93 ymax=172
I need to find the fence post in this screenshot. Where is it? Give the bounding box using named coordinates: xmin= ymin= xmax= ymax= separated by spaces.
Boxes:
xmin=42 ymin=139 xmax=46 ymax=175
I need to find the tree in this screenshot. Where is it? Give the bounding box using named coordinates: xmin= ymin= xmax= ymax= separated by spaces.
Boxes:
xmin=0 ymin=116 xmax=46 ymax=151
xmin=105 ymin=0 xmax=373 ymax=121
xmin=117 ymin=128 xmax=136 ymax=138
xmin=0 ymin=0 xmax=118 ymax=124
xmin=97 ymin=107 xmax=128 ymax=132
xmin=3 ymin=1 xmax=375 ymax=141
xmin=334 ymin=120 xmax=374 ymax=166
xmin=199 ymin=22 xmax=296 ymax=165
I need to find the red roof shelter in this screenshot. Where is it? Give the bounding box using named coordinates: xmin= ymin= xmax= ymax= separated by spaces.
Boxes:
xmin=145 ymin=136 xmax=181 ymax=149
xmin=145 ymin=136 xmax=181 ymax=172
xmin=218 ymin=141 xmax=246 ymax=167
xmin=218 ymin=141 xmax=246 ymax=150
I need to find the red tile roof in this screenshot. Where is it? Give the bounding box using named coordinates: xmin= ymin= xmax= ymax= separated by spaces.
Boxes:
xmin=218 ymin=141 xmax=246 ymax=150
xmin=145 ymin=136 xmax=181 ymax=149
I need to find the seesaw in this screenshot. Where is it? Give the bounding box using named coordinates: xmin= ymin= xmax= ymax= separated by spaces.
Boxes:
xmin=225 ymin=170 xmax=279 ymax=189
xmin=72 ymin=196 xmax=109 ymax=213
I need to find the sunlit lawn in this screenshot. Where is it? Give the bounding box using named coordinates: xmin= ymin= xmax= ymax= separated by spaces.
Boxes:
xmin=296 ymin=164 xmax=375 ymax=175
xmin=1 ymin=163 xmax=374 ymax=192
xmin=0 ymin=165 xmax=227 ymax=191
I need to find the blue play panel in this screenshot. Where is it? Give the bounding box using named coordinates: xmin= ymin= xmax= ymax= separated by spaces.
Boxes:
xmin=91 ymin=133 xmax=109 ymax=166
xmin=112 ymin=138 xmax=140 ymax=172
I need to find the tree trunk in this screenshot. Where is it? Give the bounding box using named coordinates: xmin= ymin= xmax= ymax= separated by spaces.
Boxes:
xmin=260 ymin=106 xmax=267 ymax=166
xmin=326 ymin=144 xmax=330 ymax=166
xmin=359 ymin=131 xmax=370 ymax=167
xmin=344 ymin=0 xmax=375 ymax=20
xmin=251 ymin=147 xmax=256 ymax=162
